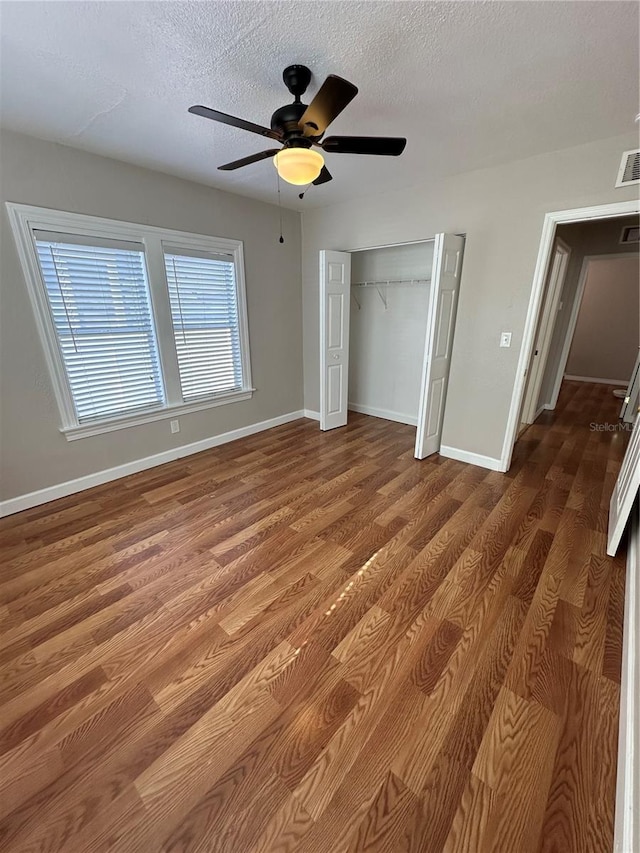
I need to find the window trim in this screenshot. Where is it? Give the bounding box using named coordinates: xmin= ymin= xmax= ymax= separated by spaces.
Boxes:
xmin=6 ymin=203 xmax=254 ymax=440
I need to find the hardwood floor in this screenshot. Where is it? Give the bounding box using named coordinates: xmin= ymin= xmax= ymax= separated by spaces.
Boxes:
xmin=0 ymin=380 xmax=628 ymax=852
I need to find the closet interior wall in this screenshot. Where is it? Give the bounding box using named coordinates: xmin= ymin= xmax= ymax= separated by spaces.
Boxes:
xmin=349 ymin=241 xmax=434 ymax=425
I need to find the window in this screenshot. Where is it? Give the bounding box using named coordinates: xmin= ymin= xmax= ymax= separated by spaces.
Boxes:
xmin=164 ymin=249 xmax=243 ymax=402
xmin=7 ymin=205 xmax=253 ymax=439
xmin=35 ymin=234 xmax=164 ymax=422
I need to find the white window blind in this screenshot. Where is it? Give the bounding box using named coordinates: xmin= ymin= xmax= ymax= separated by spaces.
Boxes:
xmin=34 ymin=233 xmax=164 ymax=423
xmin=164 ymin=249 xmax=244 ymax=402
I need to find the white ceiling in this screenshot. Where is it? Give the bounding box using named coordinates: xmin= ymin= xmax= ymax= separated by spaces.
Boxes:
xmin=1 ymin=1 xmax=638 ymax=210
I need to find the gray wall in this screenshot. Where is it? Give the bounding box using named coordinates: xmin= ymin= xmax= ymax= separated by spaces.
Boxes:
xmin=301 ymin=131 xmax=639 ymax=463
xmin=538 ymin=215 xmax=640 ymax=405
xmin=0 ymin=129 xmax=302 ymax=501
xmin=565 ymin=256 xmax=639 ymax=381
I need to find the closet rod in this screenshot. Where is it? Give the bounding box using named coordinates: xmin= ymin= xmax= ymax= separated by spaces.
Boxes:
xmin=351 ymin=278 xmax=430 ymax=287
xmin=348 ymin=238 xmax=436 ymax=252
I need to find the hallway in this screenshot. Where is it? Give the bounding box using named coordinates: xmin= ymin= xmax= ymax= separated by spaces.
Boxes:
xmin=0 ymin=381 xmax=629 ymax=852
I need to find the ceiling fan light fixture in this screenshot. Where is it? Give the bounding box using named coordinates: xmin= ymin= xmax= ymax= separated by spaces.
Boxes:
xmin=273 ymin=148 xmax=324 ymax=185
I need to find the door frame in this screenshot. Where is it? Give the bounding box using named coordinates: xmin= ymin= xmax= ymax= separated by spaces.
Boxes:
xmin=520 ymin=237 xmax=571 ymax=425
xmin=546 ymin=252 xmax=639 ymax=411
xmin=501 ymin=199 xmax=640 ymax=472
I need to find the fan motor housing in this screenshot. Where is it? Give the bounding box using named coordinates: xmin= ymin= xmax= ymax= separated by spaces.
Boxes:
xmin=270 ymin=102 xmax=309 ymax=139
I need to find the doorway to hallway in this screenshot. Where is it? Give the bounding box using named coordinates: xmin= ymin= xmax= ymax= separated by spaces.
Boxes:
xmin=504 ymin=200 xmax=640 ymax=471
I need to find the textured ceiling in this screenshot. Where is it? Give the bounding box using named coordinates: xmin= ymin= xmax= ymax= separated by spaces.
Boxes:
xmin=1 ymin=1 xmax=638 ymax=210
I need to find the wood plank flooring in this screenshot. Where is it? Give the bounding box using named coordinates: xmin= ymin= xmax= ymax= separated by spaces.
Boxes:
xmin=0 ymin=380 xmax=629 ymax=852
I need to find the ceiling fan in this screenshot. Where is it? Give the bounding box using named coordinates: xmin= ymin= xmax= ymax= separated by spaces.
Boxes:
xmin=188 ymin=65 xmax=407 ymax=188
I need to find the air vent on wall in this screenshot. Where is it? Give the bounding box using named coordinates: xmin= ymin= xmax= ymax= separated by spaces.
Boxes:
xmin=620 ymin=225 xmax=640 ymax=244
xmin=615 ymin=149 xmax=640 ymax=187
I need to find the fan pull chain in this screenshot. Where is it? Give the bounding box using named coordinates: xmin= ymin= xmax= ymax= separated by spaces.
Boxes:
xmin=298 ymin=182 xmax=312 ymax=200
xmin=276 ymin=169 xmax=284 ymax=244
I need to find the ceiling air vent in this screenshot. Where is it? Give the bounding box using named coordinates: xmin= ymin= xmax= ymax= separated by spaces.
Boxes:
xmin=620 ymin=225 xmax=640 ymax=244
xmin=615 ymin=149 xmax=640 ymax=187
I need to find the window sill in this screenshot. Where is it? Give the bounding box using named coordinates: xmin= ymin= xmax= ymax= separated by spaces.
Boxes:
xmin=61 ymin=389 xmax=255 ymax=441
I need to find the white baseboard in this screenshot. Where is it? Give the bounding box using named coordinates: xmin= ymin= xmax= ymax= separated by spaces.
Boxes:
xmin=564 ymin=374 xmax=629 ymax=386
xmin=0 ymin=410 xmax=306 ymax=518
xmin=522 ymin=402 xmax=555 ymax=426
xmin=347 ymin=403 xmax=417 ymax=427
xmin=439 ymin=445 xmax=505 ymax=472
xmin=614 ymin=515 xmax=639 ymax=853
xmin=303 ymin=409 xmax=320 ymax=421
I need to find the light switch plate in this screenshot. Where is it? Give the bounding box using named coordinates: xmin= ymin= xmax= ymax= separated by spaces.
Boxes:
xmin=500 ymin=332 xmax=512 ymax=348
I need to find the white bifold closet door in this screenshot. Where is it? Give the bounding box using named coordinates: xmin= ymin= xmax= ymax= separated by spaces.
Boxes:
xmin=414 ymin=233 xmax=464 ymax=459
xmin=319 ymin=250 xmax=351 ymax=430
xmin=319 ymin=234 xmax=464 ymax=460
xmin=607 ymin=409 xmax=640 ymax=556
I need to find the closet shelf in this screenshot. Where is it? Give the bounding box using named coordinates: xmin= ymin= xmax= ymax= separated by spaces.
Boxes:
xmin=352 ymin=278 xmax=430 ymax=287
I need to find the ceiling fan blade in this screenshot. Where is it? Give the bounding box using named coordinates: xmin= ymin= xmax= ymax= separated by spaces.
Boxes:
xmin=313 ymin=166 xmax=333 ymax=186
xmin=321 ymin=136 xmax=407 ymax=156
xmin=189 ymin=105 xmax=281 ymax=140
xmin=299 ymin=75 xmax=358 ymax=137
xmin=218 ymin=149 xmax=281 ymax=171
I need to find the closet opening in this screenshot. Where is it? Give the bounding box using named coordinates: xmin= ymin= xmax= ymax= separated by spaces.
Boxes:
xmin=319 ymin=234 xmax=465 ymax=460
xmin=349 ymin=239 xmax=434 ymax=430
